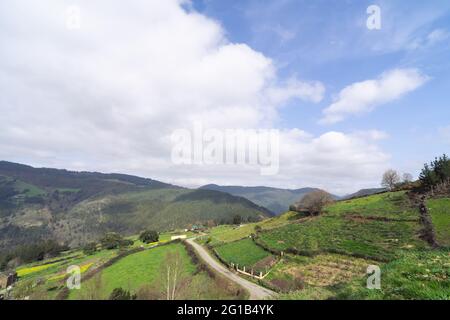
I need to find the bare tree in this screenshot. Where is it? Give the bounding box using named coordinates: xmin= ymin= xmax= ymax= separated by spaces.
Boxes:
xmin=161 ymin=251 xmax=188 ymax=300
xmin=294 ymin=190 xmax=334 ymax=216
xmin=81 ymin=273 xmax=104 ymax=300
xmin=381 ymin=169 xmax=401 ymax=190
xmin=402 ymin=173 xmax=413 ymax=183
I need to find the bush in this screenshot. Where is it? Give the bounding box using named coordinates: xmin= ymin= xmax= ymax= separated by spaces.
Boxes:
xmin=83 ymin=242 xmax=97 ymax=255
xmin=292 ymin=190 xmax=334 ymax=216
xmin=0 ymin=240 xmax=68 ymax=270
xmin=138 ymin=230 xmax=159 ymax=244
xmin=109 ymin=287 xmax=136 ymax=300
xmin=232 ymin=215 xmax=242 ymax=225
xmin=419 ymin=154 xmax=450 ymax=189
xmin=100 ymin=232 xmax=133 ymax=250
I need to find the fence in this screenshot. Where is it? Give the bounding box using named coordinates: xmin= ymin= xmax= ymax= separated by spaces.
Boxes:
xmin=229 ymin=263 xmax=271 ymax=280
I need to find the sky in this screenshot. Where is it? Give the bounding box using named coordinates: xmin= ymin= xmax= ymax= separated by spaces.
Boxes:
xmin=0 ymin=0 xmax=449 ymax=195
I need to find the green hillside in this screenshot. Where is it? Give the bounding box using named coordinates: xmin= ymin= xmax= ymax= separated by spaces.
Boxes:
xmin=7 ymin=239 xmax=246 ymax=300
xmin=0 ymin=162 xmax=272 ymax=252
xmin=426 ymin=198 xmax=450 ymax=246
xmin=199 ymin=184 xmax=326 ymax=214
xmin=203 ymin=191 xmax=449 ymax=299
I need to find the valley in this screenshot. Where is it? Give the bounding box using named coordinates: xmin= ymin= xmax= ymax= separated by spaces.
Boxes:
xmin=0 ymin=160 xmax=450 ymax=300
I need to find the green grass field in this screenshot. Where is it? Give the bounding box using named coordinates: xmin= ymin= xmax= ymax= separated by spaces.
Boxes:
xmin=326 ymin=191 xmax=418 ymax=220
xmin=69 ymin=243 xmax=195 ymax=299
xmin=333 ymin=248 xmax=450 ymax=300
xmin=205 ymin=211 xmax=303 ymax=246
xmin=258 ymin=215 xmax=424 ymax=261
xmin=426 ymin=198 xmax=450 ymax=247
xmin=67 ymin=242 xmax=245 ymax=300
xmin=266 ymin=253 xmax=375 ymax=293
xmin=8 ymin=190 xmax=450 ymax=300
xmin=214 ymin=238 xmax=272 ymax=270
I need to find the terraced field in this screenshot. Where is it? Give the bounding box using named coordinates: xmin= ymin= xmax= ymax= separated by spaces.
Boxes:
xmin=9 ymin=238 xmax=246 ymax=300
xmin=201 ymin=191 xmax=449 ymax=299
xmin=214 ymin=238 xmax=275 ymax=272
xmin=257 ymin=191 xmax=426 ymax=261
xmin=205 ymin=211 xmax=303 ymax=246
xmin=332 ymin=248 xmax=450 ymax=300
xmin=257 ymin=215 xmax=424 ymax=261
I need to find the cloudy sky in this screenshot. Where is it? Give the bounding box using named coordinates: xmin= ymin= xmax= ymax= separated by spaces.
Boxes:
xmin=1 ymin=0 xmax=449 ymax=195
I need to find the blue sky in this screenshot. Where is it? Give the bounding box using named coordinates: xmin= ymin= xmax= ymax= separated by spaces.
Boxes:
xmin=1 ymin=0 xmax=449 ymax=194
xmin=192 ymin=0 xmax=450 ymax=175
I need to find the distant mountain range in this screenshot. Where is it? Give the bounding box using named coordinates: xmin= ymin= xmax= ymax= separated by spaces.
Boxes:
xmin=0 ymin=161 xmax=272 ymax=251
xmin=0 ymin=160 xmax=386 ymax=253
xmin=199 ymin=184 xmax=334 ymax=214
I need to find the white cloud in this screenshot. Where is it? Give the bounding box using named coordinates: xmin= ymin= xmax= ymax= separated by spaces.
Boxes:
xmin=0 ymin=0 xmax=390 ymax=194
xmin=164 ymin=128 xmax=391 ymax=195
xmin=408 ymin=29 xmax=450 ymax=50
xmin=320 ymin=69 xmax=429 ymax=124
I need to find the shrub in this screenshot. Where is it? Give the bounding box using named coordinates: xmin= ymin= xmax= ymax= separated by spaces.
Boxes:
xmin=100 ymin=232 xmax=133 ymax=250
xmin=293 ymin=190 xmax=334 ymax=216
xmin=83 ymin=242 xmax=97 ymax=255
xmin=419 ymin=154 xmax=450 ymax=189
xmin=109 ymin=287 xmax=135 ymax=300
xmin=138 ymin=230 xmax=159 ymax=244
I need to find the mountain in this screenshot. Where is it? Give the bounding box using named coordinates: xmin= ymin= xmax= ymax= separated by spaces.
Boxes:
xmin=0 ymin=161 xmax=272 ymax=250
xmin=199 ymin=184 xmax=328 ymax=214
xmin=342 ymin=188 xmax=387 ymax=200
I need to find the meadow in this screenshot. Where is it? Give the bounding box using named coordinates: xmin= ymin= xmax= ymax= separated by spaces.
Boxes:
xmin=257 ymin=192 xmax=427 ymax=261
xmin=69 ymin=243 xmax=196 ymax=299
xmin=257 ymin=216 xmax=424 ymax=261
xmin=426 ymin=198 xmax=450 ymax=247
xmin=332 ymin=248 xmax=450 ymax=300
xmin=204 ymin=211 xmax=303 ymax=246
xmin=214 ymin=238 xmax=272 ymax=271
xmin=195 ymin=190 xmax=448 ymax=299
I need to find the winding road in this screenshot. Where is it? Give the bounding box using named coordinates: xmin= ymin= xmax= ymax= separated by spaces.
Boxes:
xmin=186 ymin=238 xmax=276 ymax=300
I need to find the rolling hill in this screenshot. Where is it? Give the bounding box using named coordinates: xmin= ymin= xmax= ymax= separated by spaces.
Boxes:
xmin=341 ymin=188 xmax=387 ymax=200
xmin=0 ymin=161 xmax=272 ymax=251
xmin=202 ymin=190 xmax=450 ymax=299
xmin=199 ymin=184 xmax=333 ymax=214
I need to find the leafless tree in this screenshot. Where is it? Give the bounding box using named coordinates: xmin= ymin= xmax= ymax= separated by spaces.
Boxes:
xmin=402 ymin=173 xmax=413 ymax=183
xmin=381 ymin=169 xmax=401 ymax=190
xmin=81 ymin=273 xmax=104 ymax=300
xmin=162 ymin=251 xmax=188 ymax=300
xmin=295 ymin=190 xmax=334 ymax=215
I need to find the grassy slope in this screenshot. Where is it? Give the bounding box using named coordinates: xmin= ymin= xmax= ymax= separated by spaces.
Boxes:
xmin=258 ymin=191 xmax=425 ymax=261
xmin=426 ymin=198 xmax=450 ymax=247
xmin=68 ymin=189 xmax=270 ymax=240
xmin=205 ymin=191 xmax=449 ymax=299
xmin=214 ymin=238 xmax=271 ymax=269
xmin=69 ymin=243 xmax=195 ymax=299
xmin=1 ymin=180 xmax=270 ymax=250
xmin=205 ymin=211 xmax=300 ymax=246
xmin=333 ymin=249 xmax=450 ymax=300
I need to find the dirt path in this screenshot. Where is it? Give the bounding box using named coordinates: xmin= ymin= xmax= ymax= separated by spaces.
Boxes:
xmin=186 ymin=239 xmax=276 ymax=300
